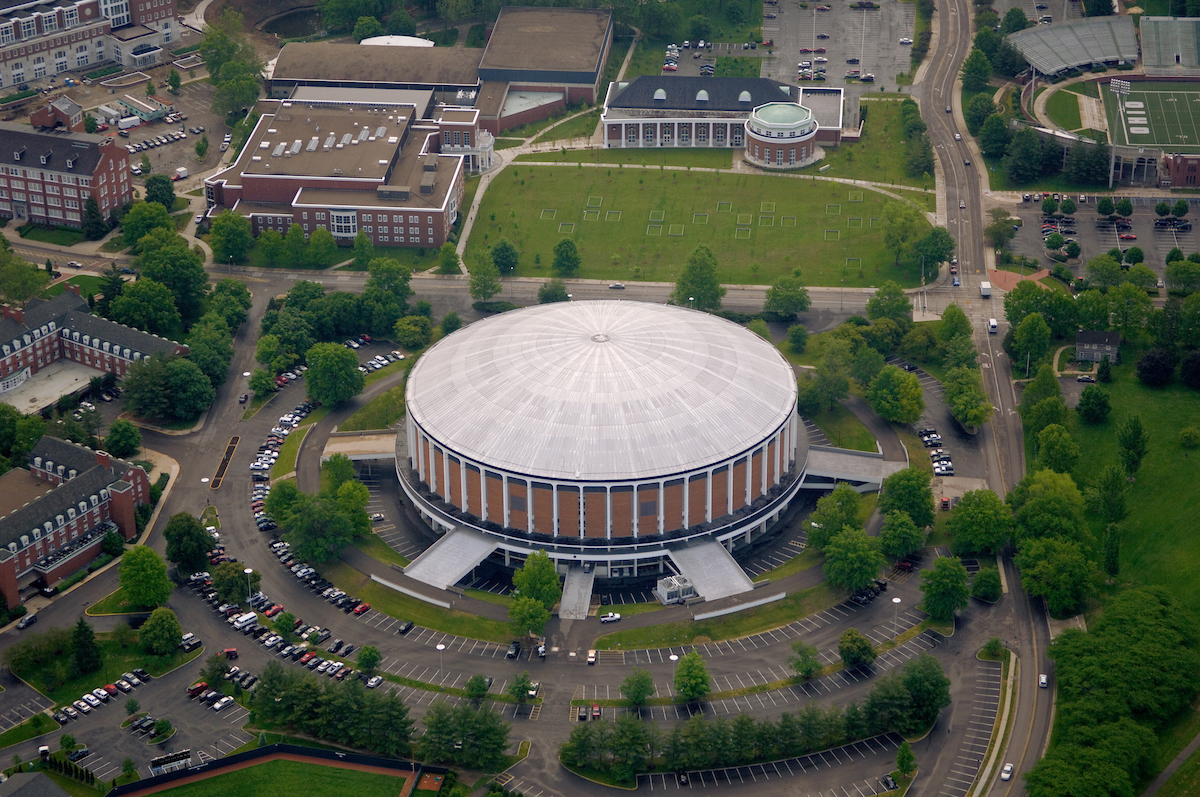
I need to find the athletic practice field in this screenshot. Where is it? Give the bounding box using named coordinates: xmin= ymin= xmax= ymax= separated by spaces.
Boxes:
xmin=1103 ymin=80 xmax=1200 ymax=153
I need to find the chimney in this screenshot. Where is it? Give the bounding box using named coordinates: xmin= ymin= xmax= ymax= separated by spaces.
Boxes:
xmin=66 ymin=283 xmax=82 ymax=298
xmin=96 ymin=450 xmax=111 ymax=469
xmin=1 ymin=304 xmax=23 ymax=324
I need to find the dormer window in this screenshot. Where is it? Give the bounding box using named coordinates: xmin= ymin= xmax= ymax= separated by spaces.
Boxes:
xmin=653 ymin=88 xmax=666 ymax=101
xmin=738 ymin=91 xmax=752 ymax=103
xmin=13 ymin=147 xmax=24 ymax=162
xmin=696 ymin=90 xmax=709 ymax=102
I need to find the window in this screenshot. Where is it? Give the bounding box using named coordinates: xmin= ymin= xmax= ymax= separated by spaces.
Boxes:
xmin=364 ymin=225 xmax=372 ymax=233
xmin=33 ymin=57 xmax=46 ymax=79
xmin=392 ymin=215 xmax=401 ymax=223
xmin=21 ymin=18 xmax=36 ymax=39
xmin=443 ymin=131 xmax=451 ymax=145
xmin=680 ymin=126 xmax=689 ymax=144
xmin=453 ymin=130 xmax=460 ymax=145
xmin=639 ymin=499 xmax=656 ymax=517
xmin=409 ymin=226 xmax=418 ymax=235
xmin=697 ymin=126 xmax=707 ymax=143
xmin=301 ymin=211 xmax=307 ymax=219
xmin=329 ymin=211 xmax=356 ymax=236
xmin=408 ymin=215 xmax=418 ymax=223
xmin=626 ymin=126 xmax=637 ymax=144
xmin=65 ymin=7 xmax=78 ymax=26
xmin=0 ymin=26 xmax=12 ymax=44
xmin=379 ymin=236 xmax=388 ymax=242
xmin=393 ymin=226 xmax=401 ymax=234
xmin=789 ymin=148 xmax=796 ymax=165
xmin=427 ymin=228 xmax=433 ymax=236
xmin=42 ymin=13 xmax=58 ymax=32
xmin=76 ymin=46 xmax=88 ymax=67
xmin=362 ymin=214 xmax=372 ymax=222
xmin=316 ymin=212 xmax=326 ymax=220
xmin=463 ymin=132 xmax=470 ymax=146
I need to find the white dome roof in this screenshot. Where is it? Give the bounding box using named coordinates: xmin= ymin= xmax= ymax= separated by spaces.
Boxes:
xmin=406 ymin=301 xmax=798 ymax=481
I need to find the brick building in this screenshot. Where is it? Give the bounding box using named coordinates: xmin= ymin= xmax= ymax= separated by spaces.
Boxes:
xmin=0 ymin=0 xmax=177 ymax=90
xmin=204 ymin=99 xmax=468 ymax=249
xmin=0 ymin=435 xmax=150 ymax=606
xmin=0 ymin=120 xmax=132 ymax=226
xmin=29 ymin=95 xmax=84 ymax=131
xmin=0 ymin=287 xmax=188 ymax=398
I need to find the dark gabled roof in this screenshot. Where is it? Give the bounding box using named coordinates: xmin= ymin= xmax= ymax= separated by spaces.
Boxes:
xmin=20 ymin=291 xmax=87 ymax=329
xmin=1076 ymin=330 xmax=1120 ymax=346
xmin=0 ymin=121 xmax=107 ymax=176
xmin=62 ymin=310 xmax=184 ymax=356
xmin=607 ymin=76 xmax=796 ymax=112
xmin=0 ymin=773 xmax=71 ymax=797
xmin=0 ymin=438 xmax=137 ymax=549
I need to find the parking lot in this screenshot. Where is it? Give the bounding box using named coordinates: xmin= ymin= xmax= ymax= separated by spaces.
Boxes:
xmin=1008 ymin=196 xmax=1200 ymax=285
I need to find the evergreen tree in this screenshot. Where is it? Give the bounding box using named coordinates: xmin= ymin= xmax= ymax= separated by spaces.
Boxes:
xmin=71 ymin=617 xmax=102 ymax=675
xmin=82 ymin=196 xmax=109 ymax=240
xmin=1103 ymin=523 xmax=1120 ymax=577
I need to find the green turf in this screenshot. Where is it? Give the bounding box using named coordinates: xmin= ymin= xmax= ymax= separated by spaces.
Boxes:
xmin=1065 ymin=81 xmax=1100 ymax=99
xmin=1156 ymin=748 xmax=1200 ymax=797
xmin=806 ymin=402 xmax=877 ymax=451
xmin=340 ymin=384 xmax=405 ymax=432
xmin=271 ymin=426 xmax=309 ymax=480
xmin=515 ymin=148 xmax=733 ymax=169
xmin=87 ymin=585 xmax=157 ymax=615
xmin=1102 ymin=81 xmax=1200 ymax=153
xmin=40 ymin=275 xmax=104 ymax=299
xmin=466 ymin=167 xmax=928 ymax=286
xmin=803 ymin=99 xmax=931 ymax=189
xmin=19 ymin=226 xmax=86 ymax=246
xmin=531 ymin=108 xmax=601 ymax=144
xmin=146 ymin=759 xmax=411 ymax=797
xmin=1046 ymin=90 xmax=1083 ymax=131
xmin=715 ymin=56 xmax=761 ymax=78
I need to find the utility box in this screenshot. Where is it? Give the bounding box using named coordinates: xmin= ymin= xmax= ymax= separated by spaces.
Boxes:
xmin=653 ymin=575 xmax=697 ymax=605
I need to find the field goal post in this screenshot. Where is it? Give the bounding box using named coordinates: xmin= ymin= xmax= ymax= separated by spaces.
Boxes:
xmin=1109 ymin=79 xmax=1131 ymax=188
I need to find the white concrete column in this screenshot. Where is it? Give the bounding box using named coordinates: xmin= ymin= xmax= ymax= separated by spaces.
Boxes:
xmin=527 ymin=482 xmax=534 ymax=534
xmin=501 ymin=474 xmax=510 ymax=529
xmin=552 ymin=484 xmax=559 ymax=537
xmin=656 ymin=121 xmax=661 ymax=146
xmin=657 ymin=480 xmax=665 ymax=534
xmin=461 ymin=462 xmax=469 ymax=513
xmin=605 ymin=488 xmax=612 ymax=539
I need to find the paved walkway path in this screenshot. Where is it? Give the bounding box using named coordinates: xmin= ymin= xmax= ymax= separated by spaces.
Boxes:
xmin=1143 ymin=731 xmax=1200 ymax=796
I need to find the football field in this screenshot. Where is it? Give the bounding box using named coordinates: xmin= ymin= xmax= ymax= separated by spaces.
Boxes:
xmin=1103 ymin=81 xmax=1200 ymax=153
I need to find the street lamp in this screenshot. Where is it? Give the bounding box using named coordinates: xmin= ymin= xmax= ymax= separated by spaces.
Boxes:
xmin=567 ymin=293 xmax=573 ymax=302
xmin=892 ymin=596 xmax=902 ymax=641
xmin=436 ymin=643 xmax=446 ymax=678
xmin=688 ymin=296 xmax=694 ymax=310
xmin=244 ymin=567 xmax=253 ymax=604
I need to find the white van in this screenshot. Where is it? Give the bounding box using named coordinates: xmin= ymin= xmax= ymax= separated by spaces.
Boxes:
xmin=988 ymin=318 xmax=998 ymax=334
xmin=231 ymin=612 xmax=257 ymax=629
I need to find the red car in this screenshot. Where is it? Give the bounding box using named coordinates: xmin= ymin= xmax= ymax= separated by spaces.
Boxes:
xmin=264 ymin=604 xmax=284 ymax=617
xmin=894 ymin=561 xmax=915 ymax=572
xmin=353 ymin=602 xmax=371 ymax=615
xmin=1119 ymin=233 xmax=1136 ymax=240
xmin=814 ymin=47 xmax=826 ymax=53
xmin=799 ymin=46 xmax=811 ymax=53
xmin=817 ymin=4 xmax=831 ymax=9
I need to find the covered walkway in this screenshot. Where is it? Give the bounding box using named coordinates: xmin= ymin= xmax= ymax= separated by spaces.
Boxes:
xmin=403 ymin=527 xmax=497 ymax=591
xmin=667 ymin=539 xmax=756 ymax=602
xmin=558 ymin=564 xmax=597 ymax=620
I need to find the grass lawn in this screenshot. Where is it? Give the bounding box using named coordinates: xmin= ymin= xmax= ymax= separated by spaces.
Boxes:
xmin=494 ymin=138 xmax=524 ymax=150
xmin=502 ymin=104 xmax=599 ymax=140
xmin=594 ymin=583 xmax=842 ymax=648
xmin=802 ymin=99 xmax=931 ymax=189
xmin=515 ymin=148 xmax=733 ymax=169
xmin=353 ymin=532 xmax=410 ymax=568
xmin=18 ymin=637 xmax=204 ymax=707
xmin=467 ymin=166 xmax=928 ymax=286
xmin=87 ymin=585 xmax=157 ymax=615
xmin=1158 ymin=747 xmax=1200 ymax=797
xmin=341 ymin=384 xmax=405 ymax=432
xmin=321 ymin=560 xmax=512 ymax=642
xmin=806 ymin=403 xmax=877 ymax=451
xmin=0 ymin=714 xmax=54 ymax=749
xmin=464 ymin=588 xmax=512 ymax=607
xmin=715 ymin=56 xmax=761 ymax=78
xmin=144 ymin=759 xmax=412 ymax=797
xmin=100 ymin=237 xmax=128 ymax=253
xmin=19 ymin=226 xmax=86 ymax=246
xmin=751 ymin=548 xmax=819 ymax=583
xmin=1046 ymin=89 xmax=1083 ymax=131
xmin=1065 ymin=81 xmax=1100 ymax=99
xmin=41 ymin=275 xmax=104 ymax=300
xmin=272 ymin=426 xmax=309 ymax=480
xmin=531 ymin=108 xmax=601 ymax=144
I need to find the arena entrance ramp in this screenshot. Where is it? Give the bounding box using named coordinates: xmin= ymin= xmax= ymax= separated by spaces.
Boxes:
xmin=404 ymin=527 xmax=497 ymax=591
xmin=558 ymin=564 xmax=596 ymax=620
xmin=668 ymin=539 xmax=754 ymax=602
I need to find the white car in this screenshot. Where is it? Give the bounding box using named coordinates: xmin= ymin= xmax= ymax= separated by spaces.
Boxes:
xmin=81 ymin=693 xmax=100 ymax=707
xmin=900 ymin=37 xmax=913 ymax=44
xmin=600 ymin=612 xmax=622 ymax=623
xmin=1039 ymin=673 xmax=1048 ymax=688
xmin=1000 ymin=763 xmax=1014 ymax=781
xmin=367 ymin=675 xmax=383 ymax=688
xmin=954 ymin=133 xmax=962 ymax=141
xmin=212 ymin=696 xmax=234 ymax=711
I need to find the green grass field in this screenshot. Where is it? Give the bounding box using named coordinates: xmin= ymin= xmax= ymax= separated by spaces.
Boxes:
xmin=1103 ymin=81 xmax=1200 ymax=153
xmin=515 ymin=148 xmax=733 ymax=169
xmin=87 ymin=585 xmax=156 ymax=615
xmin=466 ymin=167 xmax=927 ymax=286
xmin=271 ymin=426 xmax=309 ymax=480
xmin=715 ymin=56 xmax=761 ymax=78
xmin=41 ymin=275 xmax=104 ymax=299
xmin=341 ymin=384 xmax=405 ymax=432
xmin=531 ymin=108 xmax=601 ymax=144
xmin=19 ymin=636 xmax=203 ymax=707
xmin=1046 ymin=90 xmax=1083 ymax=131
xmin=147 ymin=760 xmax=411 ymax=797
xmin=805 ymin=99 xmax=930 ymax=189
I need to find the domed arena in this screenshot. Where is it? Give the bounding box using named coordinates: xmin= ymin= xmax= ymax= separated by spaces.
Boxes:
xmin=397 ymin=300 xmax=811 ymax=598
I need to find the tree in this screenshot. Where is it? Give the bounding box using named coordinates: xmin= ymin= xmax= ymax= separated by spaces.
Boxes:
xmin=879 ymin=510 xmax=925 ymax=561
xmin=305 ymin=227 xmax=337 ymax=267
xmin=1015 ymin=538 xmax=1094 ymax=616
xmin=674 ymin=650 xmax=710 ymax=701
xmin=464 ymin=674 xmax=490 ymax=702
xmin=72 ymin=617 xmax=102 ymax=675
xmin=866 ymin=280 xmax=913 ymax=325
xmin=353 ymin=14 xmax=385 ymax=41
xmin=209 ymin=210 xmax=253 ymax=264
xmin=195 ymin=133 xmax=209 ymax=160
xmin=972 ymin=568 xmax=1002 ymax=601
xmin=789 ymin=641 xmax=821 ymax=680
xmin=943 ymin=367 xmax=992 ymax=429
xmin=357 ymin=645 xmax=382 ymax=675
xmin=202 ymin=652 xmax=230 ymax=688
xmin=1125 ymin=263 xmax=1157 ymax=292
xmin=1021 ymin=363 xmax=1061 ymax=411
xmin=960 ymin=48 xmax=992 ymax=91
xmin=1102 ymin=524 xmax=1121 ymax=577
xmin=162 ymin=513 xmax=214 ymax=576
xmin=839 ymin=628 xmax=877 ymax=668
xmin=250 ymin=369 xmax=277 ymax=398
xmin=440 ymin=311 xmax=462 ymax=336
xmin=880 ymin=467 xmax=934 ymax=528
xmin=1005 ymin=127 xmax=1044 ymax=185
xmin=491 ymin=237 xmax=519 ymax=275
xmin=913 ymin=227 xmax=957 ymax=270
xmin=212 ymin=561 xmax=260 ymax=604
xmin=965 ymin=94 xmax=997 ymax=135
xmin=897 ymin=740 xmax=917 ymax=777
xmin=119 ymin=545 xmax=173 ymax=608
xmin=144 ymin=174 xmax=175 ymax=210
xmin=1038 ymin=424 xmax=1079 ymax=473
xmin=393 ymin=315 xmax=433 ymax=350
xmin=1045 ymin=232 xmax=1065 ymax=252
xmin=1091 ymin=463 xmax=1129 ymax=525
xmin=437 ymin=242 xmax=460 ymax=275
xmin=905 ymin=132 xmax=935 ymax=178
xmin=512 ymin=550 xmax=561 ymax=609
xmin=1167 ymin=258 xmax=1200 ymax=294
xmin=671 ymin=244 xmax=725 ymax=311
xmin=1109 ymin=282 xmax=1151 ymax=341
xmin=882 ymin=202 xmax=925 ymax=266
xmin=469 ymin=251 xmax=502 ymax=301
xmin=806 ymin=482 xmax=861 ymax=552
xmin=1060 ymin=197 xmax=1077 ymax=216
xmin=1042 ymin=197 xmax=1060 ymax=217
xmin=977 ymin=113 xmax=1011 ymax=158
xmin=141 ymin=607 xmax=183 ymax=655
xmin=552 ymin=238 xmax=581 ymax=276
xmin=620 ymin=667 xmax=655 ymax=706
xmin=508 ymin=596 xmax=550 ymax=638
xmin=146 ymin=81 xmax=156 ymax=97
xmin=851 ymin=345 xmax=886 ymax=387
xmin=938 ymin=304 xmax=972 ymax=345
xmin=110 ymin=279 xmax=180 ymax=337
xmin=1002 ymin=6 xmax=1030 ymax=33
xmin=788 ymin=324 xmax=808 ymax=354
xmin=121 ymin=202 xmax=174 ymax=249
xmin=867 ymin=366 xmax=924 ymax=423
xmin=305 ymin=342 xmax=365 ymax=407
xmin=1097 ymin=195 xmax=1115 ymax=217
xmin=1136 ymin=348 xmax=1174 ymax=388
xmin=1115 ymin=198 xmax=1133 ymax=218
xmin=920 ymin=557 xmax=969 ymax=622
xmin=538 ymin=278 xmax=569 ymax=304
xmin=350 ymin=230 xmax=375 ymax=271
xmin=387 ymin=8 xmax=416 ymax=34
xmin=83 ymin=196 xmax=109 ymax=240
xmin=138 ymin=231 xmax=209 ymax=326
xmin=823 ymin=527 xmax=887 ymax=592
xmin=104 ymin=419 xmax=141 ymax=458
xmin=763 ymin=275 xmax=811 ymax=320
xmin=1013 ymin=312 xmax=1051 ymax=372
xmin=1117 ymin=414 xmax=1149 ymax=477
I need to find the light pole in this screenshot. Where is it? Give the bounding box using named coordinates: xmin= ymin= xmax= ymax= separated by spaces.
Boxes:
xmin=688 ymin=296 xmax=694 ymax=310
xmin=244 ymin=567 xmax=253 ymax=604
xmin=892 ymin=596 xmax=902 ymax=641
xmin=567 ymin=293 xmax=573 ymax=302
xmin=436 ymin=643 xmax=446 ymax=678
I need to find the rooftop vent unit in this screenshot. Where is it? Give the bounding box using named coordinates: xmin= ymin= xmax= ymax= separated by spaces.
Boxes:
xmin=267 ymin=128 xmax=277 ymax=134
xmin=272 ymin=142 xmax=286 ymax=157
xmin=323 ymin=133 xmax=336 ymax=151
xmin=306 ymin=137 xmax=319 ymax=152
xmin=357 ymin=127 xmax=370 ymax=143
xmin=251 ymin=155 xmax=262 ymax=162
xmin=259 ymin=140 xmax=270 ymax=149
xmin=340 ymin=133 xmax=353 ymax=147
xmin=375 ymin=126 xmax=387 ymax=138
xmin=289 ymin=140 xmax=302 ymax=155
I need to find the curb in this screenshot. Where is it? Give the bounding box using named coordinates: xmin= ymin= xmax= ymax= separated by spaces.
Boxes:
xmin=972 ymin=649 xmax=1017 ymax=796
